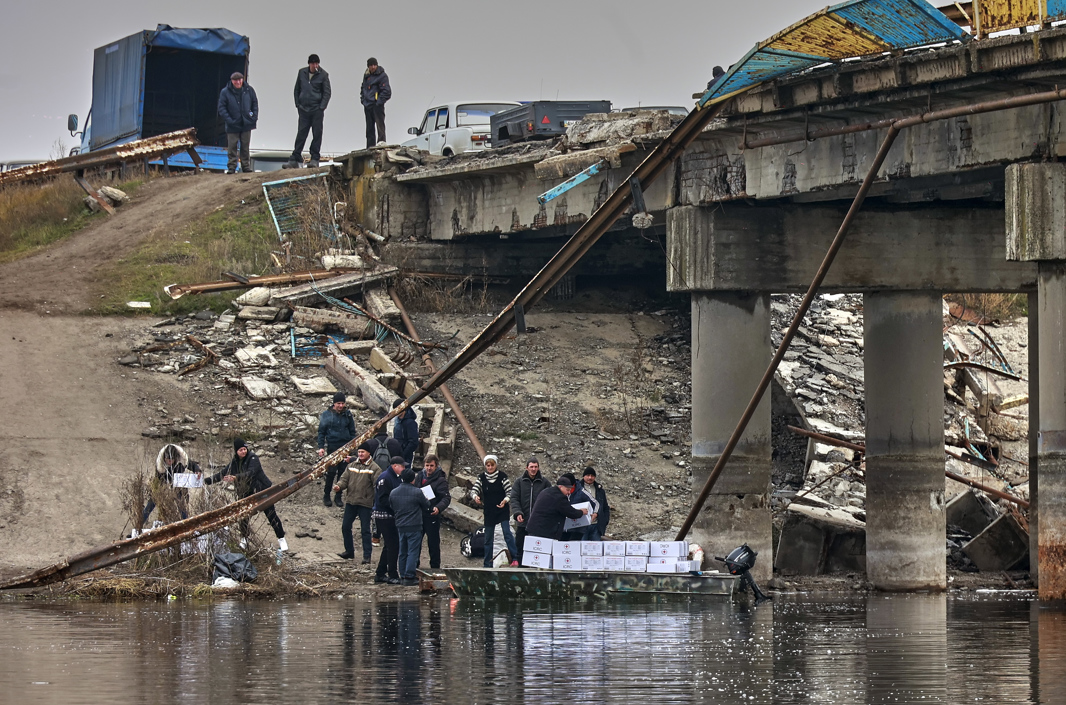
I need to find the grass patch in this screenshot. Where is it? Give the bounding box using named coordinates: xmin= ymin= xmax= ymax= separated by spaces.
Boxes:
xmin=945 ymin=293 xmax=1028 ymax=322
xmin=0 ymin=177 xmax=122 ymax=263
xmin=92 ymin=194 xmax=277 ymax=316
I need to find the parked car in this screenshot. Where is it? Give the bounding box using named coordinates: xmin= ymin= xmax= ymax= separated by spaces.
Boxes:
xmin=402 ymin=101 xmax=520 ymax=156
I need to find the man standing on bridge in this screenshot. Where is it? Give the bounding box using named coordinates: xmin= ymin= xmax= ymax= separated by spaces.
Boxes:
xmin=217 ymin=72 xmax=258 ymax=174
xmin=360 ymin=57 xmax=391 ymax=148
xmin=286 ymin=53 xmax=331 ymax=169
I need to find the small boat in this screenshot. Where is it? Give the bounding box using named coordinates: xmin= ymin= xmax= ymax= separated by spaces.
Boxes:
xmin=443 ymin=567 xmax=739 ymax=599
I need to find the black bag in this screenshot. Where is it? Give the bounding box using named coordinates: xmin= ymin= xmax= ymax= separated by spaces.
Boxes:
xmin=460 ymin=527 xmax=486 ymax=558
xmin=372 ymin=443 xmax=393 ymax=473
xmin=212 ymin=551 xmax=259 ymax=582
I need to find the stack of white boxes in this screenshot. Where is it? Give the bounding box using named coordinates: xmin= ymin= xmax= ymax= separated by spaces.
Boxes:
xmin=519 ymin=538 xmax=696 ymax=572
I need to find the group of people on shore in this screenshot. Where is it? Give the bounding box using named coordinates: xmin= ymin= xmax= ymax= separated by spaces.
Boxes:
xmin=216 ymin=53 xmax=391 ymax=174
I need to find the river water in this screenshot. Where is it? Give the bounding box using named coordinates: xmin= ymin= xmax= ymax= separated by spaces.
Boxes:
xmin=2 ymin=592 xmax=1064 ymax=704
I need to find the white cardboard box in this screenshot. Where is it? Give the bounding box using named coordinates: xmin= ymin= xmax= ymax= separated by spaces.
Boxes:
xmin=582 ymin=556 xmax=605 ymax=571
xmin=625 ymin=541 xmax=650 ymax=556
xmin=603 ymin=556 xmax=626 ymax=571
xmin=563 ymin=502 xmax=592 ymax=531
xmin=624 ymin=556 xmax=648 ymax=572
xmin=675 ymin=560 xmax=698 ymax=572
xmin=521 ymin=551 xmax=552 ymax=569
xmin=649 ymin=541 xmax=688 ymax=557
xmin=523 ymin=536 xmax=554 ymax=555
xmin=580 ymin=541 xmax=603 ymax=556
xmin=555 ymin=554 xmax=583 ymax=571
xmin=646 ymin=562 xmax=678 ymax=573
xmin=603 ymin=541 xmax=627 ymax=556
xmin=553 ymin=541 xmax=579 ymax=556
xmin=647 ymin=557 xmax=675 ymax=566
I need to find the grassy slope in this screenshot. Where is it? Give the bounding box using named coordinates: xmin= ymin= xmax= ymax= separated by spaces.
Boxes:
xmin=92 ymin=190 xmax=277 ymax=316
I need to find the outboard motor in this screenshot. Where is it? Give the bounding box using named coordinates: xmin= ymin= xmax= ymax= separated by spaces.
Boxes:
xmin=716 ymin=544 xmax=770 ymax=602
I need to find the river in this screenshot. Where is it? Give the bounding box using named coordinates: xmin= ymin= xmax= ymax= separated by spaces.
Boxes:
xmin=1 ymin=592 xmax=1063 ymax=704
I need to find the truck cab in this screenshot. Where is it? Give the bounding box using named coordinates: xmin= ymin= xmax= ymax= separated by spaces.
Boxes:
xmin=402 ymin=101 xmax=520 ymax=156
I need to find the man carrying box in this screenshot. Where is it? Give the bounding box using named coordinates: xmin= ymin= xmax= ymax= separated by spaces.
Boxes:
xmin=526 ymin=477 xmax=588 ymax=540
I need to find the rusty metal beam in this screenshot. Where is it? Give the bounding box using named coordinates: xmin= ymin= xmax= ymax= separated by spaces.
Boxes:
xmin=164 ymin=268 xmax=360 ymax=299
xmin=0 ymin=129 xmax=200 ymax=186
xmin=73 ymin=175 xmax=116 ymax=216
xmin=388 ymin=286 xmax=486 ymax=461
xmin=786 ymin=425 xmax=866 ymax=454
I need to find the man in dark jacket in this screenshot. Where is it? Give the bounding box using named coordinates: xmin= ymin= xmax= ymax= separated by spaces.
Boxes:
xmin=510 ymin=457 xmax=550 ymax=561
xmin=391 ymin=469 xmax=430 ymax=585
xmin=317 ymin=392 xmax=356 ymax=507
xmin=417 ymin=454 xmax=450 ymax=569
xmin=360 ymin=57 xmax=391 ymax=148
xmin=392 ymin=399 xmax=419 ymax=469
xmin=525 ymin=477 xmax=587 ymax=541
xmin=333 ymin=442 xmax=379 ymax=562
xmin=572 ymin=466 xmax=609 ymax=541
xmin=287 ymin=53 xmax=331 ymax=169
xmin=373 ymin=456 xmax=406 ymax=584
xmin=204 ymin=438 xmax=287 ymax=551
xmin=217 ymin=72 xmax=258 ymax=174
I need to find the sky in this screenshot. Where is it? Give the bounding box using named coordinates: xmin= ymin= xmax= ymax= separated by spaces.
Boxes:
xmin=0 ymin=0 xmax=888 ymax=162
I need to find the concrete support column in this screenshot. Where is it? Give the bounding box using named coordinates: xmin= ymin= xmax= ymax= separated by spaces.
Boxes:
xmin=690 ymin=292 xmax=772 ymax=582
xmin=1005 ymin=163 xmax=1066 ymax=598
xmin=863 ymin=292 xmax=946 ymax=590
xmin=1037 ymin=262 xmax=1066 ymax=599
xmin=1029 ymin=291 xmax=1040 ymax=588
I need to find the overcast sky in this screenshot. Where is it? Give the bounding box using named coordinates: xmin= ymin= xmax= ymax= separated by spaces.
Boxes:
xmin=1 ymin=0 xmax=908 ymax=161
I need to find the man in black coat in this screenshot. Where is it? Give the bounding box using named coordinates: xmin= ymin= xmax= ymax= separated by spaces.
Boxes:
xmin=525 ymin=477 xmax=588 ymax=541
xmin=510 ymin=457 xmax=550 ymax=561
xmin=360 ymin=57 xmax=391 ymax=148
xmin=217 ymin=72 xmax=258 ymax=174
xmin=417 ymin=454 xmax=450 ymax=569
xmin=317 ymin=392 xmax=356 ymax=507
xmin=372 ymin=456 xmax=406 ymax=584
xmin=393 ymin=399 xmax=419 ymax=469
xmin=204 ymin=438 xmax=287 ymax=550
xmin=287 ymin=53 xmax=331 ymax=169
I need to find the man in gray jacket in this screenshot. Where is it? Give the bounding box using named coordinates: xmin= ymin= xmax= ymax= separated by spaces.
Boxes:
xmin=286 ymin=53 xmax=331 ymax=168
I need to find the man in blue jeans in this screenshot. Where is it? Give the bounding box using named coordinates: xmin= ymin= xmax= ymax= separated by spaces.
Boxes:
xmin=390 ymin=468 xmax=430 ymax=586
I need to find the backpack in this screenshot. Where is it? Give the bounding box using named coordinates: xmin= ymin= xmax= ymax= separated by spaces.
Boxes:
xmin=460 ymin=527 xmax=486 ymax=558
xmin=372 ymin=442 xmax=392 ymax=472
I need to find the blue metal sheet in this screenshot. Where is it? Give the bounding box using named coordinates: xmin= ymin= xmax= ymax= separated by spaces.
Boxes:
xmin=700 ymin=0 xmax=970 ymax=107
xmin=90 ymin=33 xmax=146 ymax=150
xmin=1049 ymin=0 xmax=1066 ymax=21
xmin=147 ymin=25 xmax=249 ymax=56
xmin=832 ymin=0 xmax=968 ymax=47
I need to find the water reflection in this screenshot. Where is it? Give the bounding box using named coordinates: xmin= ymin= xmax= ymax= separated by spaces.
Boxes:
xmin=2 ymin=593 xmax=1066 ymax=704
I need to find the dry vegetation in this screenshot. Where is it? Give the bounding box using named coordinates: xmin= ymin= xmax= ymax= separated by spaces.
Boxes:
xmin=945 ymin=293 xmax=1028 ymax=322
xmin=0 ymin=178 xmax=98 ymax=263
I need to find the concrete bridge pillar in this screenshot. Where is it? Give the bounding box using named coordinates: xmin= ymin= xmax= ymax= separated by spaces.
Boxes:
xmin=863 ymin=292 xmax=946 ymax=591
xmin=1006 ymin=163 xmax=1066 ymax=599
xmin=690 ymin=292 xmax=772 ymax=582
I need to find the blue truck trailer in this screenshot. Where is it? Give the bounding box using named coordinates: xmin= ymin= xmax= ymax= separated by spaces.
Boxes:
xmin=70 ymin=24 xmax=249 ymax=171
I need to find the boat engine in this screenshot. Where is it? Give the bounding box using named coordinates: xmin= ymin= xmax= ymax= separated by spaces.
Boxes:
xmin=716 ymin=544 xmax=770 ymax=602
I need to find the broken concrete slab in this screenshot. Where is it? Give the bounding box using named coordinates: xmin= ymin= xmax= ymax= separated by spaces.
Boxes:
xmin=963 ymin=513 xmax=1029 ymax=572
xmin=323 ymin=343 xmax=397 ymax=413
xmin=292 ymin=306 xmax=372 ymax=337
xmin=946 ymin=490 xmax=997 ymax=537
xmin=364 ymin=287 xmax=402 ymax=325
xmin=336 ymin=340 xmax=377 ymax=355
xmin=443 ymin=491 xmax=482 ymax=533
xmin=240 ymin=376 xmax=285 ymax=400
xmin=290 ymin=376 xmax=338 ymax=395
xmin=270 ymin=265 xmax=399 ymax=306
xmin=235 ymin=287 xmax=273 ymax=307
xmin=235 ymin=346 xmax=279 ymax=367
xmin=322 ymin=254 xmax=364 ymax=270
xmin=237 ymin=306 xmax=281 ymax=322
xmin=774 ymin=503 xmax=866 ymax=576
xmin=369 ymin=346 xmax=419 ymax=396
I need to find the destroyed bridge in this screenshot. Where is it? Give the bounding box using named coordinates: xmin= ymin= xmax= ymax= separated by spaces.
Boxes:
xmin=333 ymin=13 xmax=1066 ymax=596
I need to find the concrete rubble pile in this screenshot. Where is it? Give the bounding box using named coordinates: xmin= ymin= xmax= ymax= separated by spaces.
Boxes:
xmin=770 ymin=293 xmax=1031 ymax=577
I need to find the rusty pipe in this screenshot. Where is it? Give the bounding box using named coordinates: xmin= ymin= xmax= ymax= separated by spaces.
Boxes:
xmin=675 ymin=124 xmax=903 ymax=541
xmin=786 ymin=425 xmax=866 ymax=454
xmin=388 ymin=286 xmax=486 ymax=460
xmin=740 ymin=87 xmax=1066 ymax=151
xmin=945 ymin=469 xmax=1029 ymax=509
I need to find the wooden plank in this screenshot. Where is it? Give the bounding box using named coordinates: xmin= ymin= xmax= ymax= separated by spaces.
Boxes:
xmin=73 ymin=175 xmax=115 ymax=215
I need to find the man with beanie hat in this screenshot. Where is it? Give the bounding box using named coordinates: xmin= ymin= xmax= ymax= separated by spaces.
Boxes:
xmin=390 ymin=468 xmax=430 ymax=585
xmin=510 ymin=457 xmax=550 ymax=562
xmin=317 ymin=392 xmax=356 ymax=507
xmin=204 ymin=438 xmax=287 ymax=551
xmin=525 ymin=476 xmax=587 ymax=541
xmin=373 ymin=456 xmax=406 ymax=583
xmin=333 ymin=441 xmax=380 ymax=562
xmin=392 ymin=398 xmax=419 ymax=469
xmin=286 ymin=53 xmax=331 ymax=169
xmin=217 ymin=72 xmax=258 ymax=174
xmin=360 ymin=57 xmax=391 ymax=148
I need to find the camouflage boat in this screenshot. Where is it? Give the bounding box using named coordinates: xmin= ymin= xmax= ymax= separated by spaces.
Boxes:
xmin=443 ymin=567 xmax=739 ymax=599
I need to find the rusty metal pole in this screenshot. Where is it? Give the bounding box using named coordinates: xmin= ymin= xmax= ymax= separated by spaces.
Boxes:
xmin=675 ymin=124 xmax=902 ymax=541
xmin=388 ymin=286 xmax=487 ymax=460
